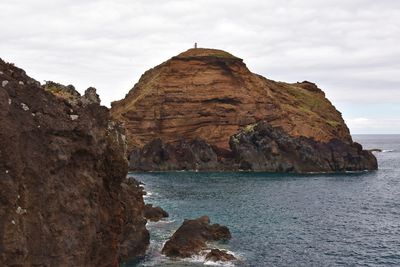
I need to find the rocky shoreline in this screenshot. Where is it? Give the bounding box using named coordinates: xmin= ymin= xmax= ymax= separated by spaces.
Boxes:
xmin=0 ymin=47 xmax=378 ymax=266
xmin=129 ymin=121 xmax=377 ymax=173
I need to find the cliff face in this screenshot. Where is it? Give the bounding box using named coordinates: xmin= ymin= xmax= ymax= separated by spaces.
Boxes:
xmin=0 ymin=59 xmax=149 ymax=266
xmin=111 ymin=48 xmax=352 ymax=151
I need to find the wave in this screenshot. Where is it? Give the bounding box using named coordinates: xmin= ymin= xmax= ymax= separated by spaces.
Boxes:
xmin=382 ymin=149 xmax=395 ymax=153
xmin=182 ymin=248 xmax=240 ymax=266
xmin=146 ymin=219 xmax=176 ymax=226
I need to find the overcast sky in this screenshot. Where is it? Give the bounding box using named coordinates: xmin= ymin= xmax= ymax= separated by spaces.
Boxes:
xmin=1 ymin=0 xmax=399 ymax=134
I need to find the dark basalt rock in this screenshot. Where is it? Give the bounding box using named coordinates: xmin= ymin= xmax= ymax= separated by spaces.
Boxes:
xmin=230 ymin=121 xmax=378 ymax=172
xmin=129 ymin=121 xmax=377 ymax=173
xmin=162 ymin=216 xmax=231 ymax=258
xmin=129 ymin=138 xmax=221 ymax=171
xmin=144 ymin=204 xmax=169 ymax=222
xmin=205 ymin=249 xmax=236 ymax=262
xmin=0 ymin=58 xmax=149 ymax=266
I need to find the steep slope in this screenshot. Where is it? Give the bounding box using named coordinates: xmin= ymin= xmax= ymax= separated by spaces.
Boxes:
xmin=111 ymin=48 xmax=351 ymax=151
xmin=0 ymin=59 xmax=149 ymax=266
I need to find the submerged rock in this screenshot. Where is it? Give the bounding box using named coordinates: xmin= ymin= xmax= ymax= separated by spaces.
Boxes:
xmin=0 ymin=58 xmax=149 ymax=266
xmin=144 ymin=204 xmax=169 ymax=222
xmin=162 ymin=216 xmax=231 ymax=258
xmin=205 ymin=249 xmax=236 ymax=262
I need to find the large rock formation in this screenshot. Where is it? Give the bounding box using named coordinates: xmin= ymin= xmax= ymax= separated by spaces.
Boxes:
xmin=111 ymin=48 xmax=377 ymax=172
xmin=111 ymin=48 xmax=351 ymax=151
xmin=0 ymin=59 xmax=149 ymax=266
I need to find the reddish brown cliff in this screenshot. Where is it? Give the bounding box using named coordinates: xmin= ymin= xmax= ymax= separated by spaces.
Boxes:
xmin=0 ymin=59 xmax=149 ymax=266
xmin=111 ymin=48 xmax=352 ymax=151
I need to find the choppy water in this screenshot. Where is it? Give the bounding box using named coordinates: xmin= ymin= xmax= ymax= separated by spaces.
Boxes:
xmin=124 ymin=135 xmax=400 ymax=267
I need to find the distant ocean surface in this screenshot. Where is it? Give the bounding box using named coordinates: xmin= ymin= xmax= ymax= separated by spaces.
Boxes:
xmin=125 ymin=134 xmax=400 ymax=267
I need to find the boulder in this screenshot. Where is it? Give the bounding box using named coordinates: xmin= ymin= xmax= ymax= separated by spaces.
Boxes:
xmin=162 ymin=216 xmax=231 ymax=258
xmin=144 ymin=204 xmax=169 ymax=222
xmin=205 ymin=249 xmax=236 ymax=262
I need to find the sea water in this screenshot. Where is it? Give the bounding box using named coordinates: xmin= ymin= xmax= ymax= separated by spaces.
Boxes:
xmin=125 ymin=135 xmax=400 ymax=267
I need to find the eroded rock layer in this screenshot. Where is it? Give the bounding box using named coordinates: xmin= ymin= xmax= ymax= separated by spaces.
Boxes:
xmin=0 ymin=59 xmax=149 ymax=266
xmin=111 ymin=48 xmax=352 ymax=151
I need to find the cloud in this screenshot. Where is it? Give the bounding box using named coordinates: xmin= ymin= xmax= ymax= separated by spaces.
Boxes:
xmin=0 ymin=0 xmax=399 ymax=133
xmin=345 ymin=118 xmax=400 ymax=134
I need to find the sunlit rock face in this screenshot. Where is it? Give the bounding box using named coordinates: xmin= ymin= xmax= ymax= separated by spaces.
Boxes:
xmin=111 ymin=48 xmax=352 ymax=152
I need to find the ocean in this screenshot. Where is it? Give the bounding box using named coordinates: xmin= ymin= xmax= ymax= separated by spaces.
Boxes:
xmin=124 ymin=134 xmax=400 ymax=267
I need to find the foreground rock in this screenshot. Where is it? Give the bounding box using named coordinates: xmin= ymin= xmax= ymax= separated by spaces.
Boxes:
xmin=0 ymin=59 xmax=149 ymax=266
xmin=162 ymin=216 xmax=231 ymax=258
xmin=144 ymin=204 xmax=169 ymax=222
xmin=205 ymin=249 xmax=236 ymax=262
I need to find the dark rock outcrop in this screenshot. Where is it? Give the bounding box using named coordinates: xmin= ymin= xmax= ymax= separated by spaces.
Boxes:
xmin=128 ymin=121 xmax=377 ymax=173
xmin=144 ymin=204 xmax=169 ymax=222
xmin=0 ymin=59 xmax=149 ymax=266
xmin=230 ymin=121 xmax=378 ymax=172
xmin=205 ymin=249 xmax=236 ymax=262
xmin=129 ymin=138 xmax=221 ymax=171
xmin=162 ymin=216 xmax=231 ymax=258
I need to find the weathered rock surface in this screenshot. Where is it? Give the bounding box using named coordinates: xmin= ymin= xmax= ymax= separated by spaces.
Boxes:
xmin=0 ymin=59 xmax=149 ymax=266
xmin=144 ymin=204 xmax=169 ymax=222
xmin=111 ymin=48 xmax=352 ymax=152
xmin=129 ymin=121 xmax=377 ymax=172
xmin=205 ymin=249 xmax=236 ymax=262
xmin=162 ymin=216 xmax=231 ymax=258
xmin=230 ymin=121 xmax=378 ymax=172
xmin=129 ymin=138 xmax=223 ymax=171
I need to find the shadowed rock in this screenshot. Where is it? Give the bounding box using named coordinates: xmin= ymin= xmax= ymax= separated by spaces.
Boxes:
xmin=144 ymin=204 xmax=169 ymax=222
xmin=230 ymin=121 xmax=378 ymax=172
xmin=0 ymin=58 xmax=149 ymax=266
xmin=162 ymin=216 xmax=231 ymax=258
xmin=205 ymin=249 xmax=236 ymax=262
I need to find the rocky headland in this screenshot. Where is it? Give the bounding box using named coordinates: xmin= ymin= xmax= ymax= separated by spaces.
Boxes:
xmin=0 ymin=59 xmax=149 ymax=266
xmin=111 ymin=48 xmax=377 ymax=172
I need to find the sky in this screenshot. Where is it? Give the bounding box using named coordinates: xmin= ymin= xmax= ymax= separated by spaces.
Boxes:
xmin=0 ymin=0 xmax=399 ymax=134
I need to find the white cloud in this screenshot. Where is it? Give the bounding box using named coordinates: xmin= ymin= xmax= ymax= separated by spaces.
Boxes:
xmin=345 ymin=118 xmax=400 ymax=134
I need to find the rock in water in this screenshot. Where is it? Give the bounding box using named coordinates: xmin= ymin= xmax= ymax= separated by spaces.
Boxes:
xmin=144 ymin=204 xmax=169 ymax=222
xmin=205 ymin=249 xmax=236 ymax=262
xmin=162 ymin=216 xmax=231 ymax=258
xmin=0 ymin=58 xmax=149 ymax=266
xmin=111 ymin=48 xmax=352 ymax=150
xmin=230 ymin=121 xmax=377 ymax=172
xmin=111 ymin=48 xmax=377 ymax=172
